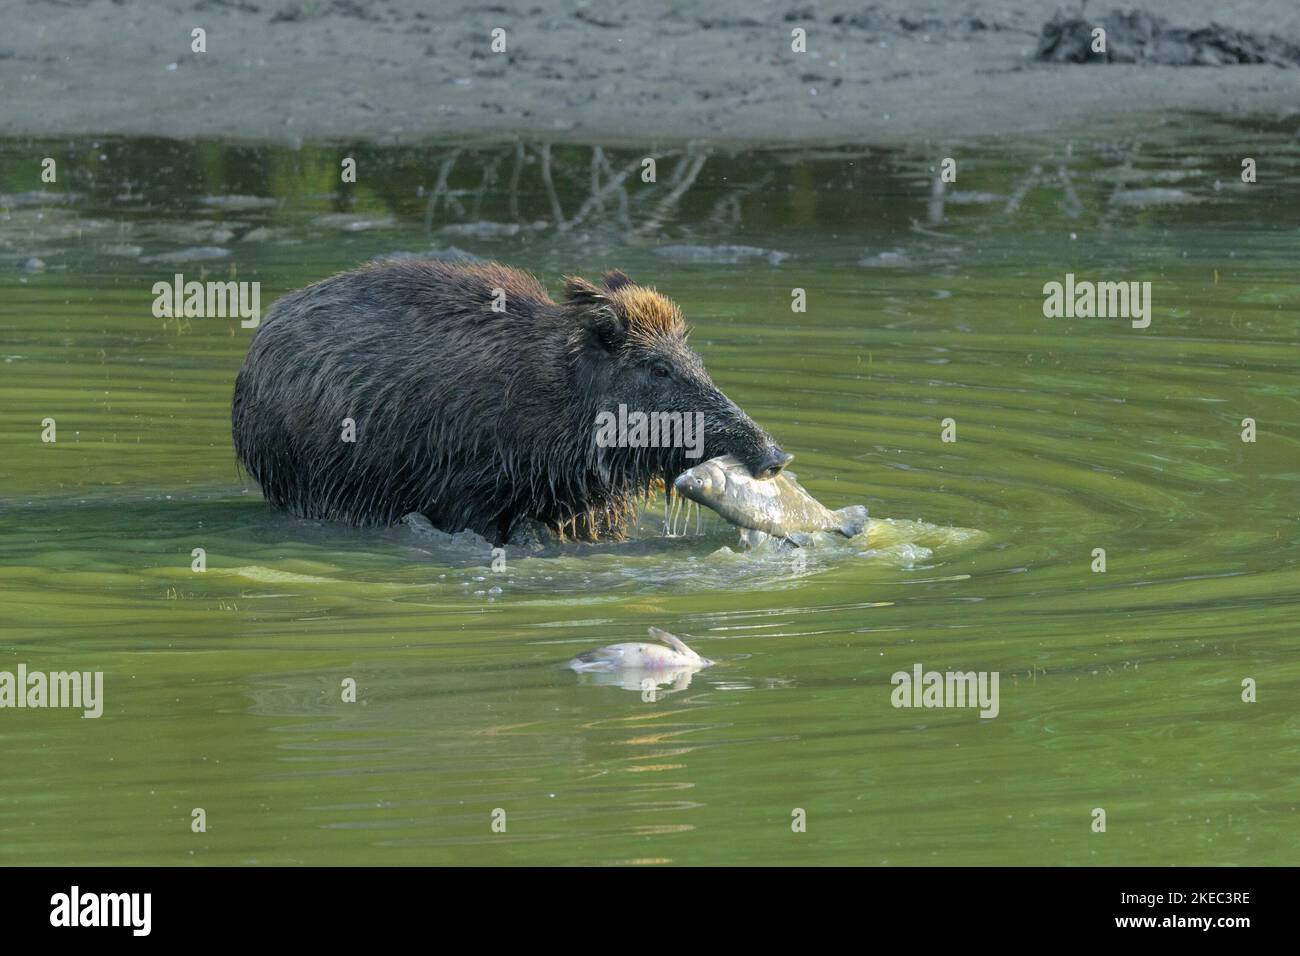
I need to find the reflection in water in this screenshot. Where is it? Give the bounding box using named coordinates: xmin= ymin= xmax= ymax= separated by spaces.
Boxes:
xmin=571 ymin=666 xmax=706 ymax=697
xmin=7 ymin=118 xmax=1298 ymax=269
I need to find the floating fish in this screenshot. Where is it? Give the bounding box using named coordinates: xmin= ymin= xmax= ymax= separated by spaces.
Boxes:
xmin=567 ymin=627 xmax=714 ymax=673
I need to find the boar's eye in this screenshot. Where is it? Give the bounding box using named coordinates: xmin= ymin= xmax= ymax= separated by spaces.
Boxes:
xmin=651 ymin=363 xmax=672 ymax=380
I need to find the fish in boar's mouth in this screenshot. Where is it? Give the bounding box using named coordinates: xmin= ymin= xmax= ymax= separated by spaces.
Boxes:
xmin=673 ymin=454 xmax=868 ymax=546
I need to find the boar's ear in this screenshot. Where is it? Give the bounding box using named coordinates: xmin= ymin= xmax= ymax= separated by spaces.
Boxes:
xmin=582 ymin=304 xmax=626 ymax=353
xmin=564 ymin=275 xmax=626 ymax=353
xmin=563 ymin=275 xmax=605 ymax=307
xmin=602 ymin=270 xmax=635 ymax=292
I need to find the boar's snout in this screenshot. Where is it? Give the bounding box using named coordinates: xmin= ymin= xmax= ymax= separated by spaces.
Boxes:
xmin=700 ymin=385 xmax=791 ymax=479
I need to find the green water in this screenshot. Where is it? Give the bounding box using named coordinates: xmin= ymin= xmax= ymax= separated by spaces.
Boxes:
xmin=1 ymin=119 xmax=1298 ymax=865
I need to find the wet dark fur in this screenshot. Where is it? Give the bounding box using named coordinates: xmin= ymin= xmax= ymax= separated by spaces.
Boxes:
xmin=232 ymin=260 xmax=786 ymax=544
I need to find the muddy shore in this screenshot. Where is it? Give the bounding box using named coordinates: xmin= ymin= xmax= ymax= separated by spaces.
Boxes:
xmin=2 ymin=0 xmax=1298 ymax=146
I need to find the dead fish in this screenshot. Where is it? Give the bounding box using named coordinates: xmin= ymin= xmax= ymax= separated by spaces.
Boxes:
xmin=568 ymin=627 xmax=714 ymax=673
xmin=673 ymin=454 xmax=868 ymax=546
